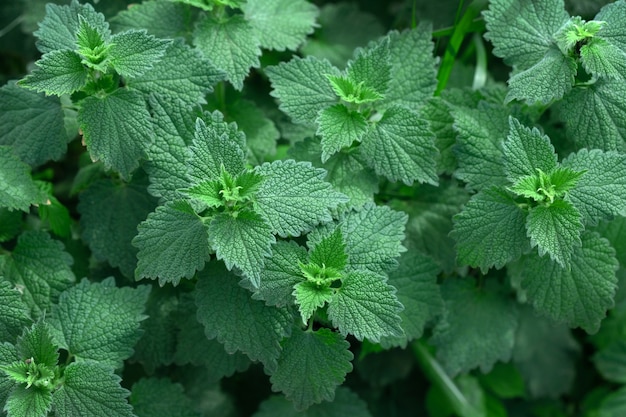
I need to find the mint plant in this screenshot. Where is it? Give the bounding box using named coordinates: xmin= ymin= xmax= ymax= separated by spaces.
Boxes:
xmin=2 ymin=0 xmax=626 ymax=416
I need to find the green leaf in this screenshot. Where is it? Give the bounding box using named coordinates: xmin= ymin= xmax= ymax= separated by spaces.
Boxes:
xmin=309 ymin=228 xmax=347 ymax=271
xmin=254 ymin=160 xmax=348 ymax=237
xmin=52 ymin=362 xmax=134 ymax=417
xmin=0 ymin=343 xmax=19 ymax=406
xmin=326 ymin=74 xmax=382 ymax=104
xmin=380 ymin=251 xmax=442 ymax=349
xmin=270 ymin=328 xmax=353 ymax=410
xmin=34 ymin=0 xmax=110 ymax=54
xmin=195 ymin=262 xmax=292 ymax=371
xmin=78 ymin=87 xmax=153 ymax=180
xmin=255 ymin=387 xmax=372 ymax=417
xmin=519 ymin=231 xmax=618 ymax=333
xmin=430 ymin=279 xmax=518 ymax=376
xmin=1 ymin=231 xmax=74 ymax=319
xmin=133 ymin=201 xmax=211 ymax=286
xmin=361 ymin=106 xmax=438 ymax=185
xmin=328 ymin=270 xmax=403 ymax=342
xmin=108 ymin=30 xmax=171 ymax=78
xmin=127 ymin=39 xmax=224 ymax=106
xmin=526 ymin=199 xmax=583 ymax=267
xmin=580 ymin=37 xmax=626 ymax=80
xmin=483 ymin=0 xmax=569 ymax=68
xmin=5 ymin=384 xmax=51 ymax=417
xmin=503 ymin=117 xmax=557 ymax=182
xmin=130 ymin=378 xmax=199 ymax=417
xmin=266 ymin=56 xmax=341 ymax=125
xmin=549 ymin=167 xmax=587 ymax=196
xmin=556 ymin=80 xmax=626 ymax=151
xmin=37 ymin=192 xmax=71 ymax=239
xmin=49 ymin=278 xmax=150 ymax=368
xmin=316 ymin=104 xmax=368 ymax=162
xmin=183 ymin=180 xmax=223 ymax=208
xmin=77 ymin=177 xmax=158 ymax=277
xmin=208 ymin=210 xmax=274 ymax=287
xmin=242 ymin=0 xmax=318 ymax=51
xmin=599 ymin=386 xmax=626 ymax=417
xmin=594 ymin=340 xmax=626 ymax=384
xmin=19 ymin=50 xmax=87 ymax=96
xmin=293 ymin=281 xmax=333 ymax=324
xmin=193 ymin=14 xmax=261 ymax=90
xmin=0 ymin=146 xmax=47 ymax=212
xmin=595 ymin=0 xmax=626 ymax=52
xmin=111 ymin=0 xmax=196 ymax=40
xmin=382 ymin=24 xmax=437 ymax=110
xmin=451 ymin=102 xmax=509 ymax=191
xmin=0 ymin=279 xmax=31 ymax=343
xmin=0 ymin=82 xmax=68 ymax=167
xmin=451 ymin=187 xmax=529 ymax=272
xmin=16 ymin=322 xmax=57 ymax=369
xmin=0 ymin=209 xmax=24 ymax=243
xmin=346 ymin=37 xmax=390 ymax=97
xmin=252 ymin=241 xmax=308 ymax=307
xmin=478 ymin=362 xmax=526 ymax=399
xmin=562 ymin=149 xmax=626 ymax=225
xmin=187 ymin=113 xmax=247 ymax=184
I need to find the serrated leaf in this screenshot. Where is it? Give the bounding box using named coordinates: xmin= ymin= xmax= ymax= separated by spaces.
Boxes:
xmin=0 ymin=343 xmax=19 ymax=406
xmin=380 ymin=251 xmax=442 ymax=349
xmin=581 ymin=37 xmax=626 ymax=80
xmin=19 ymin=50 xmax=87 ymax=96
xmin=430 ymin=279 xmax=518 ymax=376
xmin=452 ymin=102 xmax=510 ymax=191
xmin=328 ymin=270 xmax=403 ymax=342
xmin=382 ymin=24 xmax=437 ymax=110
xmin=195 ymin=262 xmax=292 ymax=371
xmin=526 ymin=199 xmax=583 ymax=267
xmin=254 ymin=160 xmax=348 ymax=237
xmin=520 ymin=231 xmax=618 ymax=333
xmin=595 ymin=1 xmax=626 ymax=52
xmin=0 ymin=146 xmax=47 ymax=212
xmin=49 ymin=278 xmax=150 ymax=368
xmin=557 ymin=80 xmax=626 ymax=151
xmin=505 ymin=46 xmax=577 ymax=104
xmin=0 ymin=82 xmax=68 ymax=167
xmin=594 ymin=340 xmax=626 ymax=384
xmin=293 ymin=282 xmax=333 ymax=324
xmin=270 ymin=328 xmax=353 ymax=410
xmin=34 ymin=0 xmax=110 ymax=54
xmin=16 ymin=322 xmax=57 ymax=369
xmin=266 ymin=56 xmax=341 ymax=125
xmin=346 ymin=37 xmax=390 ymax=97
xmin=0 ymin=279 xmax=31 ymax=343
xmin=452 ymin=187 xmax=529 ymax=272
xmin=78 ymin=177 xmax=158 ymax=277
xmin=483 ymin=0 xmax=569 ymax=68
xmin=130 ymin=378 xmax=199 ymax=417
xmin=503 ymin=117 xmax=558 ymax=181
xmin=361 ymin=106 xmax=438 ymax=185
xmin=127 ymin=39 xmax=224 ymax=106
xmin=133 ymin=201 xmax=211 ymax=286
xmin=242 ymin=0 xmax=318 ymax=51
xmin=208 ymin=210 xmax=274 ymax=287
xmin=193 ymin=14 xmax=261 ymax=90
xmin=549 ymin=167 xmax=587 ymax=196
xmin=1 ymin=231 xmax=74 ymax=319
xmin=108 ymin=30 xmax=171 ymax=78
xmin=111 ymin=0 xmax=196 ymax=39
xmin=78 ymin=87 xmax=153 ymax=180
xmin=309 ymin=228 xmax=347 ymax=271
xmin=599 ymin=386 xmax=626 ymax=417
xmin=5 ymin=384 xmax=51 ymax=417
xmin=254 ymin=387 xmax=372 ymax=417
xmin=563 ymin=149 xmax=626 ymax=224
xmin=52 ymin=361 xmax=134 ymax=417
xmin=316 ymin=104 xmax=368 ymax=162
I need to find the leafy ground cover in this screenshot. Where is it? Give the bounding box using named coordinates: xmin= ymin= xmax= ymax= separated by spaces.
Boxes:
xmin=1 ymin=0 xmax=626 ymax=416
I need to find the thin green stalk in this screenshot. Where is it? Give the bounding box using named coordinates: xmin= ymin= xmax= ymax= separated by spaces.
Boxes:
xmin=0 ymin=15 xmax=24 ymax=38
xmin=472 ymin=33 xmax=488 ymax=90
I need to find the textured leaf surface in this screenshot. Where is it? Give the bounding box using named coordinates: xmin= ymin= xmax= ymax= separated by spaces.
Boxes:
xmin=309 ymin=228 xmax=347 ymax=271
xmin=0 ymin=147 xmax=46 ymax=212
xmin=328 ymin=270 xmax=403 ymax=342
xmin=0 ymin=343 xmax=18 ymax=406
xmin=361 ymin=106 xmax=438 ymax=185
xmin=78 ymin=177 xmax=157 ymax=277
xmin=127 ymin=40 xmax=224 ymax=106
xmin=0 ymin=279 xmax=31 ymax=343
xmin=254 ymin=387 xmax=371 ymax=417
xmin=594 ymin=340 xmax=626 ymax=384
xmin=316 ymin=104 xmax=368 ymax=162
xmin=595 ymin=1 xmax=626 ymax=52
xmin=208 ymin=211 xmax=274 ymax=287
xmin=50 ymin=278 xmax=150 ymax=368
xmin=195 ymin=262 xmax=292 ymax=371
xmin=108 ymin=30 xmax=171 ymax=78
xmin=580 ymin=37 xmax=626 ymax=80
xmin=1 ymin=231 xmax=74 ymax=318
xmin=346 ymin=37 xmax=390 ymax=97
xmin=270 ymin=328 xmax=353 ymax=410
xmin=16 ymin=321 xmax=58 ymax=368
xmin=134 ymin=201 xmax=211 ymax=286
xmin=111 ymin=0 xmax=195 ymax=39
xmin=52 ymin=362 xmax=134 ymax=417
xmin=78 ymin=88 xmax=153 ymax=180
xmin=130 ymin=378 xmax=198 ymax=417
xmin=430 ymin=279 xmax=518 ymax=376
xmin=19 ymin=50 xmax=87 ymax=96
xmin=193 ymin=15 xmax=260 ymax=90
xmin=452 ymin=187 xmax=529 ymax=272
xmin=503 ymin=117 xmax=557 ymax=181
xmin=267 ymin=56 xmax=340 ymax=125
xmin=563 ymin=149 xmax=626 ymax=225
xmin=254 ymin=160 xmax=348 ymax=237
xmin=0 ymin=82 xmax=67 ymax=166
xmin=5 ymin=385 xmax=51 ymax=417
xmin=520 ymin=231 xmax=618 ymax=333
xmin=242 ymin=0 xmax=318 ymax=51
xmin=293 ymin=282 xmax=334 ymax=324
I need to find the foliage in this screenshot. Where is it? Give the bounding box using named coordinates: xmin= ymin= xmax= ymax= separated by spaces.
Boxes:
xmin=1 ymin=0 xmax=626 ymax=416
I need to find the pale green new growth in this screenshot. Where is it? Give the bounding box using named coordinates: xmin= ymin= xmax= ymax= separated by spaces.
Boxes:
xmin=316 ymin=104 xmax=368 ymax=162
xmin=293 ymin=282 xmax=334 ymax=324
xmin=345 ymin=37 xmax=391 ymax=99
xmin=503 ymin=117 xmax=557 ymax=182
xmin=108 ymin=30 xmax=171 ymax=78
